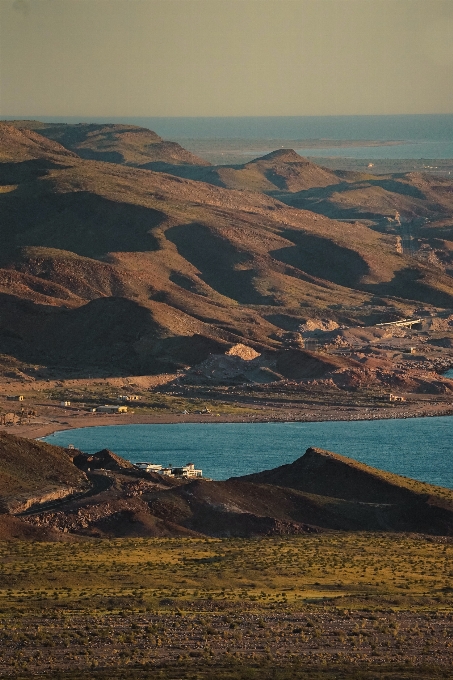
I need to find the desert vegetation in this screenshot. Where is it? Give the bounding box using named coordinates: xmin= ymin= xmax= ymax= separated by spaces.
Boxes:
xmin=0 ymin=534 xmax=452 ymax=678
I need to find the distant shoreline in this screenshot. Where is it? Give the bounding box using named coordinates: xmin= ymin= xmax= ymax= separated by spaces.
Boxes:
xmin=11 ymin=401 xmax=453 ymax=442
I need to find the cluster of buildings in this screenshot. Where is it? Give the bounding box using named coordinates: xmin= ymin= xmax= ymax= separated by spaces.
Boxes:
xmin=57 ymin=394 xmax=143 ymax=414
xmin=134 ymin=461 xmax=203 ymax=479
xmin=58 ymin=401 xmax=129 ymax=414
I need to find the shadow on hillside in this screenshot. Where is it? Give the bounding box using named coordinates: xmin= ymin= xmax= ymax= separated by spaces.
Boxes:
xmin=264 ymin=313 xmax=303 ymax=331
xmin=166 ymin=223 xmax=275 ymax=305
xmin=75 ymin=149 xmax=125 ymax=164
xmin=363 ymin=268 xmax=453 ymax=308
xmin=140 ymin=162 xmax=222 ymax=184
xmin=271 ymin=230 xmax=370 ymax=288
xmin=0 ymin=158 xmax=69 ymax=184
xmin=0 ymin=294 xmax=166 ymax=374
xmin=153 ymin=334 xmax=229 ymax=367
xmin=370 ymin=178 xmax=426 ymax=199
xmin=276 ymin=176 xmax=428 ymax=219
xmin=0 ymin=187 xmax=163 ymax=263
xmin=263 ymin=168 xmax=291 ymax=190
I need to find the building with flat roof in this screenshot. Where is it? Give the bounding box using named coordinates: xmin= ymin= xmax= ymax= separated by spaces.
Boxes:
xmin=161 ymin=462 xmax=203 ymax=479
xmin=96 ymin=405 xmax=128 ymax=414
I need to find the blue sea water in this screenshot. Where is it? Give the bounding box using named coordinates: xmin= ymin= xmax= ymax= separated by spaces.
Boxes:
xmin=44 ymin=416 xmax=453 ymax=488
xmin=11 ymin=114 xmax=453 ymax=160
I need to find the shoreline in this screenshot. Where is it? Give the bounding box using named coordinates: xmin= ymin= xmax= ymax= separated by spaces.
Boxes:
xmin=12 ymin=401 xmax=453 ymax=441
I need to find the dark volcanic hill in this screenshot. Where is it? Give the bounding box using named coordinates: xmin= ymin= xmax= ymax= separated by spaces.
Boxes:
xmin=0 ymin=122 xmax=453 ymax=374
xmin=3 ymin=433 xmax=452 ymax=539
xmin=240 ymin=446 xmax=448 ymax=504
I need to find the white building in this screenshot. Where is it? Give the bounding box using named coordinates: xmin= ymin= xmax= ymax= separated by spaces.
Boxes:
xmin=164 ymin=463 xmax=203 ymax=478
xmin=134 ymin=462 xmax=163 ymax=472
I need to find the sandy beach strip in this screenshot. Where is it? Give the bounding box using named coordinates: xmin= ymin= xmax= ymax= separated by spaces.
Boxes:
xmin=9 ymin=399 xmax=453 ymax=441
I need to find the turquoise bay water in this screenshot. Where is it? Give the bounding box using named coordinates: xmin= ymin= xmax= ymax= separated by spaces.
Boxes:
xmin=44 ymin=416 xmax=452 ymax=488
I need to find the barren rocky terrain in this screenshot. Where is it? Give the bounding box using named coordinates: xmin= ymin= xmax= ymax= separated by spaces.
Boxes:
xmin=0 ymin=120 xmax=452 ymax=384
xmin=1 ymin=432 xmax=452 ymax=541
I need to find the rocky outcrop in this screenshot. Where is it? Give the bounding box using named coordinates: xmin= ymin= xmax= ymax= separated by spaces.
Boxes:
xmin=1 ymin=487 xmax=83 ymax=515
xmin=72 ymin=448 xmax=134 ymax=472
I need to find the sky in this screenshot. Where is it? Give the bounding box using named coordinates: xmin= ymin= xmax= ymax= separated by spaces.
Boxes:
xmin=1 ymin=0 xmax=453 ymax=117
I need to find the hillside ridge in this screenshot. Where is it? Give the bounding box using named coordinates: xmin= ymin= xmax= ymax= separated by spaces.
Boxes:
xmin=4 ymin=120 xmax=210 ymax=168
xmin=0 ymin=121 xmax=452 ymax=379
xmin=239 ymin=446 xmax=453 ymax=505
xmin=1 ymin=433 xmax=452 ymax=538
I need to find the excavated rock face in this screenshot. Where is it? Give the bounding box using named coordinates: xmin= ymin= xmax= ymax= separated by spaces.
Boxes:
xmin=0 ymin=432 xmax=88 ymax=513
xmin=225 ymin=343 xmax=261 ymax=360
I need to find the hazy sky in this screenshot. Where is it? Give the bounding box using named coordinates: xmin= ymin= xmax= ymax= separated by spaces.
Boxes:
xmin=1 ymin=0 xmax=452 ymax=117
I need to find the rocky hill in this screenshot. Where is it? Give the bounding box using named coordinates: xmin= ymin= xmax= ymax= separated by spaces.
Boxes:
xmin=167 ymin=148 xmax=343 ymax=193
xmin=1 ymin=433 xmax=452 ymax=538
xmin=5 ymin=121 xmax=209 ymax=168
xmin=241 ymin=446 xmax=452 ymax=504
xmin=0 ymin=121 xmax=452 ymax=375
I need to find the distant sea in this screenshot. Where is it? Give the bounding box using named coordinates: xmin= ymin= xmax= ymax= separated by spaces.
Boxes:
xmin=44 ymin=416 xmax=453 ymax=488
xmin=9 ymin=114 xmax=453 ymax=160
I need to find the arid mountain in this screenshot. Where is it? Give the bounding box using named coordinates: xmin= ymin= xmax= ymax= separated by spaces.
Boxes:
xmin=158 ymin=148 xmax=453 ymax=277
xmin=5 ymin=120 xmax=209 ymax=168
xmin=2 ymin=433 xmax=452 ymax=538
xmin=165 ymin=149 xmax=344 ymax=193
xmin=0 ymin=122 xmax=453 ymax=374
